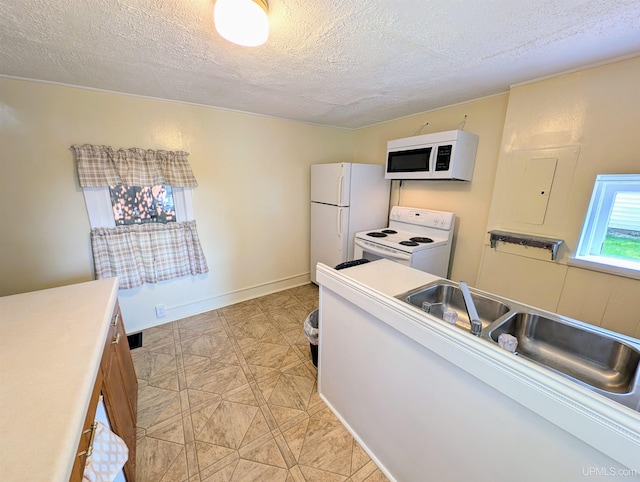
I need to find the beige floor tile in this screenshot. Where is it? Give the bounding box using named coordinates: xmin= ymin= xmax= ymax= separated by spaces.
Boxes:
xmin=268 ymin=374 xmax=315 ymax=411
xmin=132 ymin=350 xmax=176 ymax=381
xmin=239 ymin=436 xmax=287 ymax=468
xmin=137 ymin=385 xmax=182 ymax=429
xmin=196 ymin=401 xmax=259 ymax=449
xmin=281 ymin=418 xmax=309 ymax=461
xmin=364 ymin=469 xmax=390 ymax=481
xmin=223 ymin=385 xmax=259 ymax=405
xmin=199 ymin=453 xmax=239 ymax=481
xmin=229 ymin=459 xmax=288 ymax=482
xmin=146 ymin=413 xmax=185 ymax=445
xmin=191 ymin=400 xmax=223 ymax=435
xmin=181 ymin=334 xmax=235 ymax=359
xmin=256 ymin=292 xmax=301 ymax=313
xmin=242 ymin=341 xmax=291 ymax=368
xmin=135 ymin=284 xmax=388 ymax=481
xmin=281 ymin=361 xmax=315 ymax=378
xmin=136 ymin=436 xmax=185 ymax=482
xmin=269 ymin=405 xmax=305 ymax=428
xmin=228 ymin=314 xmax=272 ymax=339
xmin=239 ymin=408 xmax=271 ymax=447
xmin=351 ymin=440 xmax=371 ymax=475
xmin=221 ymin=300 xmax=263 ymax=320
xmin=298 ymin=465 xmax=349 ymax=481
xmin=177 ymin=311 xmax=224 ymax=332
xmin=187 ymin=389 xmax=222 ymax=412
xmin=271 ymin=306 xmax=312 ymax=331
xmin=248 ymin=364 xmax=280 ymax=380
xmin=272 ymin=433 xmax=298 ymax=469
xmin=259 ymin=324 xmax=292 ymax=346
xmin=185 ymin=361 xmax=247 ymax=394
xmin=160 ymin=447 xmax=190 ymax=482
xmin=196 ymin=441 xmax=236 ymax=472
xmin=184 ymin=440 xmax=200 ymax=479
xmin=297 ymin=418 xmax=353 ymax=476
xmin=351 ymin=460 xmax=380 ymax=482
xmin=142 ymin=326 xmax=177 ymax=349
xmin=287 ymin=465 xmax=306 ymax=482
xmin=147 ymin=369 xmax=180 ymax=391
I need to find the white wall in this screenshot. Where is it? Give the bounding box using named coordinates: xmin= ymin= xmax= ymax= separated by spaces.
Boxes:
xmin=353 ymin=94 xmax=509 ymax=284
xmin=477 ymin=56 xmax=640 ymax=338
xmin=3 ymin=56 xmax=639 ymax=338
xmin=0 ymin=78 xmax=353 ymax=332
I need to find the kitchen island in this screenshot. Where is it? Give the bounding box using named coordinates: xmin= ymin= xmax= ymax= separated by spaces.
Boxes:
xmin=0 ymin=278 xmax=137 ymax=482
xmin=316 ymin=259 xmax=640 ymax=482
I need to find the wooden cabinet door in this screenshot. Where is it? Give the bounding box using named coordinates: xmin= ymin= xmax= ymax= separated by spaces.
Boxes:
xmin=102 ymin=304 xmax=138 ymax=482
xmin=113 ymin=310 xmax=138 ymax=417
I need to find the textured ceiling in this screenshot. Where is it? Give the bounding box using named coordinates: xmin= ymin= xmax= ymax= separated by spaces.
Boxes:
xmin=1 ymin=0 xmax=640 ymax=128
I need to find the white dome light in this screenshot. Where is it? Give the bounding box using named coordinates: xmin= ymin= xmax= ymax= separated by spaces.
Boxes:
xmin=214 ymin=0 xmax=269 ymax=47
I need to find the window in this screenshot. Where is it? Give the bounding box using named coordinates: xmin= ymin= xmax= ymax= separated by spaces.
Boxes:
xmin=109 ymin=184 xmax=176 ymax=225
xmin=571 ymin=174 xmax=640 ymax=279
xmin=73 ymin=144 xmax=207 ymax=289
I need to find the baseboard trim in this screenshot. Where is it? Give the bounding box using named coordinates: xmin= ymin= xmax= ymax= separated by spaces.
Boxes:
xmin=129 ymin=272 xmax=311 ymax=333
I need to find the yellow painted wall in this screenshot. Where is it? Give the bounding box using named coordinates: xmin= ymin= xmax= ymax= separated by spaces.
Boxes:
xmin=0 ymin=78 xmax=353 ymax=331
xmin=477 ymin=56 xmax=640 ymax=338
xmin=2 ymin=56 xmax=639 ymax=338
xmin=353 ymin=94 xmax=510 ymax=284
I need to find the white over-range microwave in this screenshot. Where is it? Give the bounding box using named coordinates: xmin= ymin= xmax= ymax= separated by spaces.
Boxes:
xmin=385 ymin=129 xmax=479 ymax=181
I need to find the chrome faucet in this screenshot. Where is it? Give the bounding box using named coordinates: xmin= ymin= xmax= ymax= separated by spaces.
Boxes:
xmin=459 ymin=282 xmax=482 ymax=336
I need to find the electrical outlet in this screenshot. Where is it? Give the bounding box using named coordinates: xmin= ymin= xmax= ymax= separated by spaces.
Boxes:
xmin=155 ymin=304 xmax=166 ymax=318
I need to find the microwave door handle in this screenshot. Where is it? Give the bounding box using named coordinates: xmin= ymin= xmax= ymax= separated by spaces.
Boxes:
xmin=354 ymin=239 xmax=411 ymax=261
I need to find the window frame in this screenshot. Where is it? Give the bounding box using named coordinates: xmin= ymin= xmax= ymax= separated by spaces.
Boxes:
xmin=569 ymin=174 xmax=640 ymax=280
xmin=82 ymin=186 xmax=194 ymax=229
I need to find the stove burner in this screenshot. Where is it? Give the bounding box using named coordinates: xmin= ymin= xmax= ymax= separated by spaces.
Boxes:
xmin=366 ymin=232 xmax=387 ymax=238
xmin=381 ymin=229 xmax=397 ymax=234
xmin=399 ymin=241 xmax=419 ymax=246
xmin=410 ymin=237 xmax=434 ymax=243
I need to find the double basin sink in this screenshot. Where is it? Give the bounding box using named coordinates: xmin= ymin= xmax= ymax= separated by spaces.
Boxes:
xmin=396 ymin=280 xmax=640 ymax=411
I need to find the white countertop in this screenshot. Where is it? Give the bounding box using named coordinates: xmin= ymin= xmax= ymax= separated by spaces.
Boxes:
xmin=0 ymin=278 xmax=119 ymax=482
xmin=323 ymin=259 xmax=439 ymax=296
xmin=317 ymin=259 xmax=640 ymax=473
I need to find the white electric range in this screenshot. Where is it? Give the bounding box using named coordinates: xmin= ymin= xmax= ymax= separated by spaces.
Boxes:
xmin=353 ymin=206 xmax=456 ymax=278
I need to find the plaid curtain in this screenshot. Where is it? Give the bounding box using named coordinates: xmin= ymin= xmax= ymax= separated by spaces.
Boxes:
xmin=90 ymin=221 xmax=208 ymax=289
xmin=72 ymin=144 xmax=198 ymax=188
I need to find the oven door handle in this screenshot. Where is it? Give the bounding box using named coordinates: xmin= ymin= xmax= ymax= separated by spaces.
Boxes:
xmin=355 ymin=239 xmax=412 ymax=261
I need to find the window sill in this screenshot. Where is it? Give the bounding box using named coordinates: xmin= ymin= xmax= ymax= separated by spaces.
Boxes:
xmin=567 ymin=256 xmax=640 ymax=281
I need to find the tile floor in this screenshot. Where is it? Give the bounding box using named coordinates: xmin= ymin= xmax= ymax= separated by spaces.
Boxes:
xmin=131 ymin=283 xmax=389 ymax=482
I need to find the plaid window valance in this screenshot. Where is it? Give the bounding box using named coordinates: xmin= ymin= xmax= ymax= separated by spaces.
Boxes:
xmin=91 ymin=221 xmax=208 ymax=289
xmin=72 ymin=144 xmax=198 ymax=188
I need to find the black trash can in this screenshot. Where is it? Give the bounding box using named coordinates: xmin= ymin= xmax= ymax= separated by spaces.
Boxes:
xmin=310 ymin=344 xmax=318 ymax=366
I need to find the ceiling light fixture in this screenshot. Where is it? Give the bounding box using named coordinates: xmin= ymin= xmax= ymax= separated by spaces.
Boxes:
xmin=214 ymin=0 xmax=269 ymax=47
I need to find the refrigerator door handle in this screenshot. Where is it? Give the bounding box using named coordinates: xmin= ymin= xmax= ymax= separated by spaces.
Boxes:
xmin=337 ymin=208 xmax=344 ymax=240
xmin=338 ymin=175 xmax=345 ymax=206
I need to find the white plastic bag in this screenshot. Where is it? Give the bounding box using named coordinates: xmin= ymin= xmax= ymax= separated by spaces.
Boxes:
xmin=303 ymin=309 xmax=319 ymax=345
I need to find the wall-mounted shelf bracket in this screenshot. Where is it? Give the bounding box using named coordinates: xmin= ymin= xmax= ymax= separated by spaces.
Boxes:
xmin=489 ymin=230 xmax=564 ymax=261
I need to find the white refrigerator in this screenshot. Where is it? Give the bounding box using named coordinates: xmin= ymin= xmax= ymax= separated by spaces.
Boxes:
xmin=310 ymin=163 xmax=390 ymax=284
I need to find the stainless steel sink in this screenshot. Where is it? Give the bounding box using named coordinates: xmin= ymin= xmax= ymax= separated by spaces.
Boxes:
xmin=396 ymin=279 xmax=640 ymax=411
xmin=400 ymin=281 xmax=511 ymax=333
xmin=489 ymin=312 xmax=640 ymax=394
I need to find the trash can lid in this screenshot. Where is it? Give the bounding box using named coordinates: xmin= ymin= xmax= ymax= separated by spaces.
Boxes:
xmin=334 ymin=259 xmax=370 ymax=270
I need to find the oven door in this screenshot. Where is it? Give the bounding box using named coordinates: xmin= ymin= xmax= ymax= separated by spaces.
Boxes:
xmin=354 ymin=238 xmax=412 ymax=266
